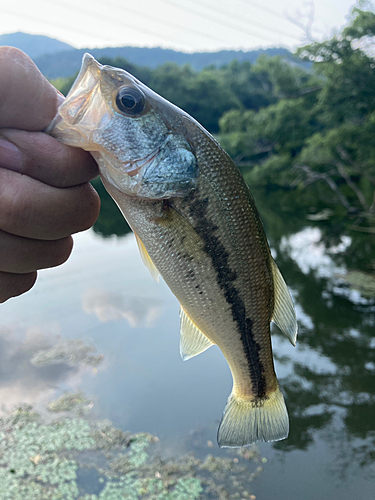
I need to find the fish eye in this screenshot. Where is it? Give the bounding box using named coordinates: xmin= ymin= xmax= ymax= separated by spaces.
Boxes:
xmin=116 ymin=87 xmax=145 ymax=116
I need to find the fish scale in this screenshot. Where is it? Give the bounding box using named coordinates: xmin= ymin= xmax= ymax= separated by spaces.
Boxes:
xmin=49 ymin=53 xmax=298 ymax=448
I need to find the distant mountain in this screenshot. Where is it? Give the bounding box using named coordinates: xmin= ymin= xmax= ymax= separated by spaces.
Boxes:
xmin=34 ymin=46 xmax=294 ymax=79
xmin=0 ymin=32 xmax=301 ymax=79
xmin=0 ymin=32 xmax=74 ymax=59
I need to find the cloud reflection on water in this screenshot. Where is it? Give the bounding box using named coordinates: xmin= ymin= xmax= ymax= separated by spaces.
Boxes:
xmin=0 ymin=325 xmax=103 ymax=414
xmin=82 ymin=288 xmax=163 ymax=327
xmin=280 ymin=226 xmax=351 ymax=278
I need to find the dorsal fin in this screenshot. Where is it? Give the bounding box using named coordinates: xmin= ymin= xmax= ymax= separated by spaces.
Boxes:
xmin=271 ymin=259 xmax=298 ymax=346
xmin=180 ymin=307 xmax=214 ymax=361
xmin=134 ymin=232 xmax=160 ymax=283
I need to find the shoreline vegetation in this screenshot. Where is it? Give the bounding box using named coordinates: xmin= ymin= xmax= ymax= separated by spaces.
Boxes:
xmin=52 ymin=5 xmax=375 ymax=284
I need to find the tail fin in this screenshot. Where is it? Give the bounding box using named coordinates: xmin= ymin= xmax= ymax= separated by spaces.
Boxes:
xmin=217 ymin=385 xmax=289 ymax=448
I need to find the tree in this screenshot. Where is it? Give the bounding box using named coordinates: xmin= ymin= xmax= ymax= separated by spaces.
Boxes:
xmin=219 ymin=5 xmax=375 ymax=228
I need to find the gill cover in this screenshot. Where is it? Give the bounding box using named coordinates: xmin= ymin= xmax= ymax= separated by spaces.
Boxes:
xmin=49 ymin=53 xmax=198 ymax=200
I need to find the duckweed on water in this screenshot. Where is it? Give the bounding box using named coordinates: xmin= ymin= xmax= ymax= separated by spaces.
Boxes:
xmin=47 ymin=392 xmax=94 ymax=416
xmin=0 ymin=397 xmax=264 ymax=499
xmin=30 ymin=339 xmax=104 ymax=368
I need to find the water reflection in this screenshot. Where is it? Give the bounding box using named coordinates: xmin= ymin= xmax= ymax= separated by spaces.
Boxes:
xmin=279 ymin=226 xmax=351 ymax=277
xmin=88 ymin=179 xmax=375 ymax=476
xmin=82 ymin=288 xmax=162 ymax=327
xmin=250 ymin=187 xmax=375 ymax=478
xmin=1 ymin=179 xmax=373 ymax=498
xmin=0 ymin=325 xmax=103 ymax=414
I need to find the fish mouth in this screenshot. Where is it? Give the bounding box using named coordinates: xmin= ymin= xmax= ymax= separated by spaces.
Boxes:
xmin=48 ymin=54 xmax=108 ymax=146
xmin=62 ymin=55 xmax=103 ymax=127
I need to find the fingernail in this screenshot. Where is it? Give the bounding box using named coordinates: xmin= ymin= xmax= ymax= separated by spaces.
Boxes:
xmin=0 ymin=136 xmax=23 ymax=171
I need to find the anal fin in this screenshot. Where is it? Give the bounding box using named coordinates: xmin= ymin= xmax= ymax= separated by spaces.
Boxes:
xmin=134 ymin=232 xmax=160 ymax=283
xmin=180 ymin=307 xmax=214 ymax=361
xmin=271 ymin=259 xmax=298 ymax=346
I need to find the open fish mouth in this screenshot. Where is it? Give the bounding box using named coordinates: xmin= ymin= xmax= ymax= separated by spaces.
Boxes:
xmin=47 ymin=54 xmax=108 ymax=147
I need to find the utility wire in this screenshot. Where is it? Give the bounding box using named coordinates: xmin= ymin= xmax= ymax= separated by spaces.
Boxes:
xmin=38 ymin=0 xmax=177 ymax=47
xmin=183 ymin=0 xmax=299 ymax=40
xmin=2 ymin=0 xmax=298 ymax=52
xmin=237 ymin=0 xmax=286 ymax=21
xmin=157 ymin=0 xmax=300 ymax=43
xmin=37 ymin=0 xmax=228 ymax=49
xmin=90 ymin=0 xmax=226 ymax=45
xmin=0 ymin=6 xmax=114 ymax=45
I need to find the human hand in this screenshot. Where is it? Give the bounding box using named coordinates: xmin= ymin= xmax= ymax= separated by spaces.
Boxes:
xmin=0 ymin=47 xmax=101 ymax=302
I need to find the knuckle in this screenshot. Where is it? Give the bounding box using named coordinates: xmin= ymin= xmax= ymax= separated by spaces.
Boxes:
xmin=75 ymin=183 xmax=101 ymax=232
xmin=0 ymin=169 xmax=32 ymax=234
xmin=0 ymin=271 xmax=37 ymax=303
xmin=50 ymin=237 xmax=74 ymax=267
xmin=0 ymin=46 xmax=29 ymax=62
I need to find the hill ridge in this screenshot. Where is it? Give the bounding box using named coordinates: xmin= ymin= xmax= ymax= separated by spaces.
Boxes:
xmin=0 ymin=31 xmax=297 ymax=79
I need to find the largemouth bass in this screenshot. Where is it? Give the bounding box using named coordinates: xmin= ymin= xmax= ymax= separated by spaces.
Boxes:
xmin=49 ymin=54 xmax=298 ymax=447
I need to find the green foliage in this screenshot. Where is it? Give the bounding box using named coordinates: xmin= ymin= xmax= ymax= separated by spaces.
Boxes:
xmin=97 ymin=57 xmax=152 ymax=86
xmin=51 ymin=5 xmax=375 ymax=235
xmin=51 ymin=74 xmax=77 ymax=96
xmin=147 ymin=63 xmax=239 ymax=132
xmin=297 ymin=11 xmax=375 ymax=124
xmin=90 ymin=178 xmax=132 ymax=238
xmin=219 ymin=4 xmax=375 ymax=229
xmin=220 ymin=60 xmax=272 ymax=110
xmin=250 ymin=55 xmax=316 ymax=99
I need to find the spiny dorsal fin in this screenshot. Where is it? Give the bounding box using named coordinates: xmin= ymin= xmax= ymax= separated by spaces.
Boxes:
xmin=271 ymin=259 xmax=298 ymax=346
xmin=180 ymin=307 xmax=214 ymax=361
xmin=134 ymin=232 xmax=160 ymax=283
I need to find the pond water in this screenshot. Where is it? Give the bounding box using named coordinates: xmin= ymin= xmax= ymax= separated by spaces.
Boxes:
xmin=0 ymin=185 xmax=374 ymax=499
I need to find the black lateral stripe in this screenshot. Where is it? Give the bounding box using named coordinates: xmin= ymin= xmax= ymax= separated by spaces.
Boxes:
xmin=188 ymin=192 xmax=267 ymax=398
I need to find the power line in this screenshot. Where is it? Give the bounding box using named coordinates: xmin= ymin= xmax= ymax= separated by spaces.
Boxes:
xmin=0 ymin=6 xmax=114 ymax=46
xmin=156 ymin=0 xmax=275 ymax=44
xmin=157 ymin=0 xmax=300 ymax=43
xmin=186 ymin=0 xmax=299 ymax=40
xmin=90 ymin=0 xmax=226 ymax=45
xmin=237 ymin=0 xmax=286 ymax=22
xmin=1 ymin=0 xmax=299 ymax=54
xmin=38 ymin=0 xmax=174 ymax=47
xmin=37 ymin=0 xmax=228 ymax=50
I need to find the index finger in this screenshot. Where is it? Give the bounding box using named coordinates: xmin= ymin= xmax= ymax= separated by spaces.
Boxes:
xmin=0 ymin=128 xmax=99 ymax=187
xmin=0 ymin=47 xmax=61 ymax=131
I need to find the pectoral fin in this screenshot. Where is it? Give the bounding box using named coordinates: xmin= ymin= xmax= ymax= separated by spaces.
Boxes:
xmin=180 ymin=307 xmax=214 ymax=361
xmin=271 ymin=259 xmax=298 ymax=346
xmin=134 ymin=232 xmax=160 ymax=283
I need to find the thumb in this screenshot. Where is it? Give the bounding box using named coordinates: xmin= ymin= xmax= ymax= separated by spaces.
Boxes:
xmin=0 ymin=47 xmax=62 ymax=131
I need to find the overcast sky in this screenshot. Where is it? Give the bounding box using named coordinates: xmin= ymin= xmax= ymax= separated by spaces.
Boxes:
xmin=0 ymin=0 xmax=359 ymax=52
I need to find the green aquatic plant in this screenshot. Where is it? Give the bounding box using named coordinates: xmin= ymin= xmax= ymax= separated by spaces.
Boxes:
xmin=0 ymin=396 xmax=264 ymax=499
xmin=47 ymin=392 xmax=94 ymax=415
xmin=30 ymin=339 xmax=104 ymax=369
xmin=0 ymin=407 xmax=95 ymax=500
